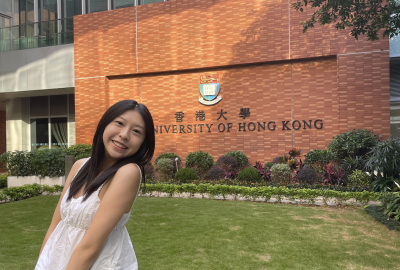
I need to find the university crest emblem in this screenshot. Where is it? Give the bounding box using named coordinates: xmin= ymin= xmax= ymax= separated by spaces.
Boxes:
xmin=198 ymin=74 xmax=222 ymax=106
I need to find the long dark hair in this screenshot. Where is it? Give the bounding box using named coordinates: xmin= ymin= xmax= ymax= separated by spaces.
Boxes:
xmin=67 ymin=100 xmax=155 ymax=201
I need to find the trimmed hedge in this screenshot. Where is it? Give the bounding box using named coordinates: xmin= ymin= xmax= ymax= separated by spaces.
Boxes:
xmin=0 ymin=184 xmax=63 ymax=203
xmin=64 ymin=144 xmax=92 ymax=160
xmin=141 ymin=183 xmax=379 ymax=205
xmin=0 ymin=149 xmax=65 ymax=178
xmin=0 ymin=175 xmax=7 ymax=189
xmin=0 ymin=183 xmax=380 ymax=207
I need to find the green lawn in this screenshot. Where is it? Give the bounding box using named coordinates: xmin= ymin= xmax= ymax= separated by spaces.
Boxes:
xmin=0 ymin=196 xmax=399 ymax=270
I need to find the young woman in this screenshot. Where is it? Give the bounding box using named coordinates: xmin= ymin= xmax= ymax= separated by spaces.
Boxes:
xmin=35 ymin=100 xmax=155 ymax=270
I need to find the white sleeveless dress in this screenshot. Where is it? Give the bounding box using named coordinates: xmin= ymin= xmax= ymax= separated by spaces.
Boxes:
xmin=35 ymin=158 xmax=141 ymax=270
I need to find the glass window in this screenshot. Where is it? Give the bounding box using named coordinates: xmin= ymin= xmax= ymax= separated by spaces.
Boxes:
xmin=31 ymin=118 xmax=49 ymax=150
xmin=87 ymin=0 xmax=108 ymax=13
xmin=0 ymin=15 xmax=11 ymax=28
xmin=0 ymin=0 xmax=12 ymax=16
xmin=19 ymin=0 xmax=35 ymax=25
xmin=140 ymin=0 xmax=165 ymax=4
xmin=51 ymin=118 xmax=68 ymax=149
xmin=61 ymin=0 xmax=82 ymax=18
xmin=0 ymin=20 xmax=11 ymax=52
xmin=113 ymin=0 xmax=135 ymax=9
xmin=38 ymin=0 xmax=58 ymax=23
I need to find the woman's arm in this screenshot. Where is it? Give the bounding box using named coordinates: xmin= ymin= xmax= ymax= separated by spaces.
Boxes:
xmin=38 ymin=158 xmax=88 ymax=257
xmin=66 ymin=163 xmax=141 ymax=270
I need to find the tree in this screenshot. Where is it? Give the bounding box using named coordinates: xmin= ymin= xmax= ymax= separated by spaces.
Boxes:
xmin=292 ymin=0 xmax=400 ymax=41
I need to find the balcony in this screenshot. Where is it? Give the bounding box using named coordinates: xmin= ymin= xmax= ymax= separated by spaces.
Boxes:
xmin=0 ymin=18 xmax=73 ymax=52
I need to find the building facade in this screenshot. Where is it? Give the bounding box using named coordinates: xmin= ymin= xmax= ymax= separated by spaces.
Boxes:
xmin=0 ymin=0 xmax=396 ymax=164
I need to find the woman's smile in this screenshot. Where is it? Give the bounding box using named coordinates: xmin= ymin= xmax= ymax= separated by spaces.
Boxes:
xmin=112 ymin=140 xmax=128 ymax=150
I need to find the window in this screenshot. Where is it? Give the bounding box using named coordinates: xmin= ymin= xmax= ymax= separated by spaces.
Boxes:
xmin=38 ymin=0 xmax=58 ymax=23
xmin=86 ymin=0 xmax=108 ymax=14
xmin=112 ymin=0 xmax=135 ymax=9
xmin=30 ymin=95 xmax=73 ymax=150
xmin=61 ymin=0 xmax=82 ymax=18
xmin=31 ymin=118 xmax=50 ymax=150
xmin=391 ymin=58 xmax=400 ymax=138
xmin=140 ymin=0 xmax=165 ymax=4
xmin=0 ymin=15 xmax=11 ymax=28
xmin=19 ymin=0 xmax=35 ymax=25
xmin=0 ymin=0 xmax=12 ymax=17
xmin=51 ymin=118 xmax=68 ymax=149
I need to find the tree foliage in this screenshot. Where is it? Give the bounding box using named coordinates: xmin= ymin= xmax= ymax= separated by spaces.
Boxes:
xmin=292 ymin=0 xmax=400 ymax=40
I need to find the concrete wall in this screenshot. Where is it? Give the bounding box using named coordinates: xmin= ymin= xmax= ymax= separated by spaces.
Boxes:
xmin=6 ymin=97 xmax=30 ymax=151
xmin=0 ymin=44 xmax=74 ymax=93
xmin=0 ymin=44 xmax=75 ymax=152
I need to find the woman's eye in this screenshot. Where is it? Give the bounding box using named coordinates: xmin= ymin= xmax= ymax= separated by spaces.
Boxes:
xmin=133 ymin=129 xmax=141 ymax=134
xmin=116 ymin=121 xmax=123 ymax=125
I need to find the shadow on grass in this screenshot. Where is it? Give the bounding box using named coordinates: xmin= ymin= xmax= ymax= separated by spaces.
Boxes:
xmin=364 ymin=205 xmax=400 ymax=231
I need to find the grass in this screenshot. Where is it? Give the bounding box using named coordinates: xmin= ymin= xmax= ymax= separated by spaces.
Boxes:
xmin=1 ymin=196 xmax=400 ymax=270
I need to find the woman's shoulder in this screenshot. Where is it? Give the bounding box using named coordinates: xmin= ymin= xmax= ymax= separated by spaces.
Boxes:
xmin=115 ymin=163 xmax=141 ymax=178
xmin=74 ymin=158 xmax=90 ymax=168
xmin=111 ymin=163 xmax=141 ymax=185
xmin=64 ymin=158 xmax=90 ymax=187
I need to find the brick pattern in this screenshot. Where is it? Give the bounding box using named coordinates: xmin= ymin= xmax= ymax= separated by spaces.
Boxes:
xmin=74 ymin=0 xmax=390 ymax=163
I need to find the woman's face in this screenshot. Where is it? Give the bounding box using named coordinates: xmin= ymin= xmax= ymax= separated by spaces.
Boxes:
xmin=103 ymin=109 xmax=146 ymax=165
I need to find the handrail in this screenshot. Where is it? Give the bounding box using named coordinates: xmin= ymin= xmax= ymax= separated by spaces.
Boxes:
xmin=0 ymin=18 xmax=74 ymax=52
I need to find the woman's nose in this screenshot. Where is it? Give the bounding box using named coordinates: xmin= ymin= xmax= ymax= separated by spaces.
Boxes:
xmin=119 ymin=128 xmax=130 ymax=140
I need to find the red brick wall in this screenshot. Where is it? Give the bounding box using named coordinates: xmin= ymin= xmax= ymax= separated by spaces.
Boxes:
xmin=74 ymin=0 xmax=390 ymax=163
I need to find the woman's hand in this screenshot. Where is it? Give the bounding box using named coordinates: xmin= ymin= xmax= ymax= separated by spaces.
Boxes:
xmin=65 ymin=163 xmax=141 ymax=270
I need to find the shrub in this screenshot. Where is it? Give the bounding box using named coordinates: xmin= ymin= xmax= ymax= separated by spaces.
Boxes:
xmin=272 ymin=156 xmax=286 ymax=164
xmin=328 ymin=129 xmax=380 ymax=160
xmin=365 ymin=137 xmax=400 ymax=179
xmin=155 ymin=152 xmax=182 ymax=165
xmin=205 ymin=166 xmax=226 ymax=180
xmin=304 ymin=149 xmax=335 ymax=174
xmin=365 ymin=137 xmax=400 ymax=192
xmin=264 ymin=162 xmax=275 ymax=169
xmin=380 ymin=191 xmax=400 ymax=221
xmin=270 ymin=164 xmax=291 ymax=184
xmin=0 ymin=149 xmax=66 ymax=178
xmin=155 ymin=152 xmax=182 ymax=175
xmin=224 ymin=151 xmax=248 ymax=168
xmin=216 ymin=155 xmax=238 ymax=171
xmin=30 ymin=149 xmax=65 ymax=178
xmin=287 ymin=147 xmax=302 ymax=171
xmin=340 ymin=155 xmax=367 ymax=175
xmin=185 ymin=151 xmax=215 ymax=177
xmin=236 ymin=167 xmax=262 ymax=183
xmin=348 ymin=170 xmax=371 ymax=187
xmin=0 ymin=151 xmax=33 ymax=177
xmin=0 ymin=175 xmax=7 ymax=189
xmin=296 ymin=166 xmax=318 ymax=185
xmin=144 ymin=162 xmax=155 ymax=181
xmin=156 ymin=158 xmax=174 ymax=180
xmin=64 ymin=144 xmax=92 ymax=160
xmin=321 ymin=163 xmax=346 ymax=186
xmin=253 ymin=161 xmax=271 ymax=182
xmin=175 ymin=168 xmax=198 ymax=183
